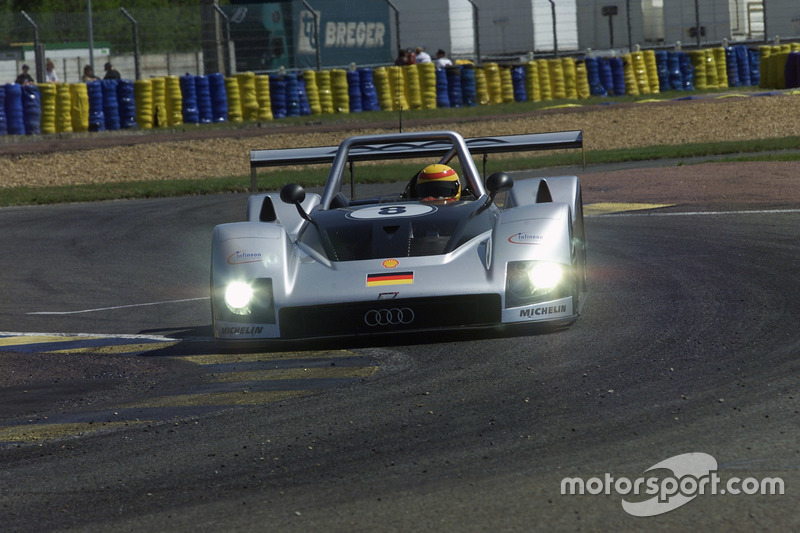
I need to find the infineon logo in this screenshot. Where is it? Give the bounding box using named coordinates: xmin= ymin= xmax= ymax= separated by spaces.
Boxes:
xmin=508 ymin=232 xmax=544 ymax=245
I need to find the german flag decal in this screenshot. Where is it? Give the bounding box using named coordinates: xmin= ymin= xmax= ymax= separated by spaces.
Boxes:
xmin=366 ymin=271 xmax=414 ymax=287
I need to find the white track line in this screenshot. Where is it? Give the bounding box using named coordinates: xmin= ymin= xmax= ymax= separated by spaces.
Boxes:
xmin=27 ymin=297 xmax=209 ymax=316
xmin=590 ymin=208 xmax=800 ymax=218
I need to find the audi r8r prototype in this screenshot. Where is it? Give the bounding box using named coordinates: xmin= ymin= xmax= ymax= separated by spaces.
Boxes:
xmin=211 ymin=130 xmax=587 ymax=341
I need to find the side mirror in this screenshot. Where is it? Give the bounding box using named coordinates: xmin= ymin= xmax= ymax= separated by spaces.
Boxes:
xmin=485 ymin=172 xmax=514 ymax=203
xmin=280 ymin=183 xmax=314 ymax=224
xmin=280 ymin=183 xmax=306 ymax=205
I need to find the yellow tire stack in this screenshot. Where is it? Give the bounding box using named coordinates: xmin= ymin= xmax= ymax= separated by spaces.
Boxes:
xmin=38 ymin=82 xmax=57 ymax=134
xmin=483 ymin=63 xmax=503 ymax=104
xmin=631 ymin=51 xmax=650 ymax=94
xmin=55 ymin=83 xmax=72 ymax=133
xmin=236 ymin=72 xmax=259 ymax=121
xmin=703 ymin=49 xmax=719 ymax=89
xmin=316 ymin=69 xmax=335 ymax=114
xmin=713 ymin=48 xmax=728 ymax=89
xmin=688 ymin=51 xmax=707 ymax=90
xmin=575 ymin=59 xmax=590 ymax=99
xmin=644 ymin=50 xmax=660 ymax=94
xmin=525 ymin=61 xmax=541 ymax=102
xmin=70 ymin=83 xmax=89 ymax=133
xmin=548 ymin=59 xmax=566 ymax=99
xmin=561 ymin=57 xmax=578 ymax=99
xmin=372 ymin=67 xmax=393 ymax=110
xmin=133 ymin=79 xmax=152 ymax=129
xmin=417 ymin=62 xmax=437 ymax=109
xmin=758 ymin=45 xmax=771 ymax=88
xmin=537 ymin=59 xmax=552 ymax=101
xmin=255 ymin=74 xmax=274 ymax=120
xmin=330 ymin=68 xmax=349 ymax=113
xmin=387 ymin=66 xmax=408 ymax=111
xmin=151 ymin=77 xmax=167 ymax=128
xmin=622 ymin=54 xmax=640 ymax=95
xmin=165 ymin=76 xmax=183 ymax=126
xmin=474 ymin=67 xmax=490 ymax=105
xmin=303 ymin=71 xmax=321 ymax=115
xmin=225 ymin=76 xmax=243 ymax=122
xmin=500 ymin=67 xmax=514 ymax=103
xmin=405 ymin=65 xmax=423 ymax=109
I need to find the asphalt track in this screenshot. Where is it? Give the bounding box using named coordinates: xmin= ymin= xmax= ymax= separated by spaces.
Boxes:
xmin=0 ymin=183 xmax=798 ymax=531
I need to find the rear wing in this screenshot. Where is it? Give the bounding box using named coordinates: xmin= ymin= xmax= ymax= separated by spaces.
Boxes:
xmin=249 ymin=130 xmax=584 ymax=192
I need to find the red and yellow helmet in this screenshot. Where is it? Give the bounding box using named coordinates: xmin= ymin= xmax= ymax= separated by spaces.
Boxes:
xmin=416 ymin=164 xmax=461 ymax=201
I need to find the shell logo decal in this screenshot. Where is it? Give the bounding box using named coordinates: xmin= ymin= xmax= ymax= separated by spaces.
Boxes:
xmin=382 ymin=258 xmax=399 ymax=268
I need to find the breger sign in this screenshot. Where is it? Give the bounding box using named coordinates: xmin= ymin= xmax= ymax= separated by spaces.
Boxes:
xmin=294 ymin=0 xmax=392 ymax=68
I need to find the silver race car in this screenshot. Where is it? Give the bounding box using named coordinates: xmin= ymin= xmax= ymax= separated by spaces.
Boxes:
xmin=211 ymin=130 xmax=587 ymax=341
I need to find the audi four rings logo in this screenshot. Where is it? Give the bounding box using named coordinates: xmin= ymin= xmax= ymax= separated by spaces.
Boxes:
xmin=364 ymin=307 xmax=415 ymax=326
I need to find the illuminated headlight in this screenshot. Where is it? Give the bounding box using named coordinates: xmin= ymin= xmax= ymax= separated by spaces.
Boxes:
xmin=506 ymin=261 xmax=564 ymax=302
xmin=224 ymin=281 xmax=254 ymax=314
xmin=529 ymin=262 xmax=562 ymax=290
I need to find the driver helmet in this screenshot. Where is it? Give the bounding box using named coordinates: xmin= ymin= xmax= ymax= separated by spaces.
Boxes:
xmin=416 ymin=164 xmax=461 ymax=202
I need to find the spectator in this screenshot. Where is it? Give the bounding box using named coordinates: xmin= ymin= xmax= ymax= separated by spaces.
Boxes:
xmin=45 ymin=59 xmax=58 ymax=83
xmin=414 ymin=46 xmax=431 ymax=64
xmin=434 ymin=49 xmax=453 ymax=69
xmin=15 ymin=64 xmax=34 ymax=85
xmin=82 ymin=64 xmax=99 ymax=82
xmin=394 ymin=49 xmax=409 ymax=66
xmin=103 ymin=62 xmax=121 ymax=80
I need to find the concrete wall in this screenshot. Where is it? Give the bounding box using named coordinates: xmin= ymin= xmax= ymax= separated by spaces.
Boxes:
xmin=2 ymin=52 xmax=204 ymax=86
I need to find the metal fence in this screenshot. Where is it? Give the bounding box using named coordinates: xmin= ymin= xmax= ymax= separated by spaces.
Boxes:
xmin=3 ymin=0 xmax=800 ymax=85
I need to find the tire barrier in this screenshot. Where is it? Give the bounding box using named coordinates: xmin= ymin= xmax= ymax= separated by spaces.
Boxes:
xmin=0 ymin=86 xmax=6 ymax=135
xmin=347 ymin=69 xmax=362 ymax=113
xmin=359 ymin=68 xmax=380 ymax=112
xmin=86 ymin=80 xmax=105 ymax=132
xmin=225 ymin=76 xmax=242 ymax=123
xmin=575 ymin=59 xmax=590 ymax=99
xmin=55 ymin=83 xmax=73 ymax=133
xmin=195 ymin=75 xmax=213 ymax=124
xmin=460 ymin=64 xmax=477 ymax=107
xmin=0 ymin=43 xmax=786 ymax=137
xmin=4 ymin=86 xmax=21 ymax=136
xmin=303 ymin=70 xmax=321 ymax=115
xmin=297 ymin=74 xmax=311 ymax=116
xmin=316 ymin=69 xmax=335 ymax=114
xmin=268 ymin=74 xmax=286 ymax=119
xmin=237 ymin=72 xmax=259 ymax=122
xmin=284 ymin=72 xmax=300 ymax=117
xmin=165 ymin=76 xmax=182 ymax=126
xmin=500 ymin=66 xmax=514 ymax=103
xmin=386 ymin=66 xmax=407 ymax=111
xmin=70 ymin=83 xmax=89 ymax=133
xmin=39 ymin=82 xmax=57 ymax=134
xmin=151 ymin=77 xmax=167 ymax=128
xmin=208 ymin=72 xmax=228 ymax=123
xmin=255 ymin=74 xmax=274 ymax=120
xmin=435 ymin=68 xmax=449 ymax=108
xmin=331 ymin=69 xmax=349 ymax=114
xmin=134 ymin=79 xmax=152 ymax=129
xmin=118 ymin=80 xmax=137 ymax=129
xmin=102 ymin=79 xmax=120 ymax=131
xmin=404 ymin=64 xmax=422 ymax=110
xmin=561 ymin=58 xmax=577 ymax=100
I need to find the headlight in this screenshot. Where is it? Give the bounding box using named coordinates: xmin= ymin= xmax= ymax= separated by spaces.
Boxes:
xmin=529 ymin=262 xmax=562 ymax=290
xmin=224 ymin=281 xmax=254 ymax=314
xmin=506 ymin=261 xmax=564 ymax=304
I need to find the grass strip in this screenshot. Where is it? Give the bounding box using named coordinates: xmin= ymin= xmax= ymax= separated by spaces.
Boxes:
xmin=2 ymin=136 xmax=800 ymax=207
